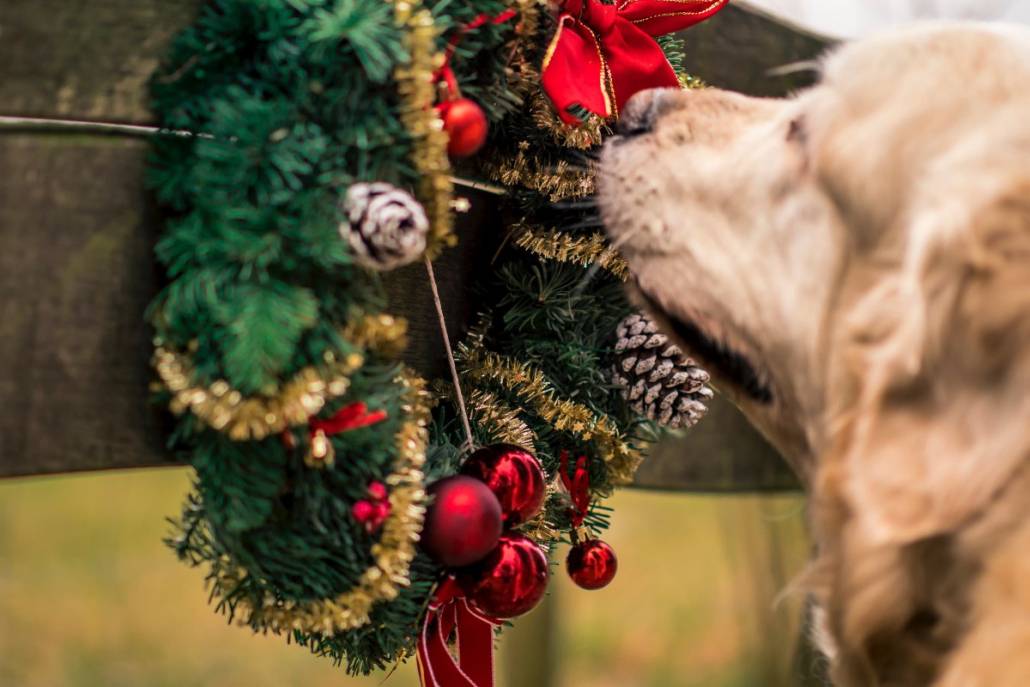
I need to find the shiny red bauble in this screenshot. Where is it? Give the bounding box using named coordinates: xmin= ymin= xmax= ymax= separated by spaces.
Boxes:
xmin=440 ymin=97 xmax=488 ymax=158
xmin=420 ymin=476 xmax=503 ymax=567
xmin=461 ymin=444 xmax=545 ymax=526
xmin=457 ymin=533 xmax=549 ymax=618
xmin=566 ymin=539 xmax=618 ymax=590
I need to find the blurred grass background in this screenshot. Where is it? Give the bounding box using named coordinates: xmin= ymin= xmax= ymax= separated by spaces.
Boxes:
xmin=0 ymin=469 xmax=810 ymax=687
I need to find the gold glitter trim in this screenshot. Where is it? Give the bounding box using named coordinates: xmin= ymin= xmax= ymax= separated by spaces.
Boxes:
xmin=213 ymin=371 xmax=431 ymax=635
xmin=393 ymin=0 xmax=455 ymax=257
xmin=430 ymin=382 xmax=537 ymax=452
xmin=153 ymin=314 xmax=407 ymax=441
xmin=530 ymin=88 xmax=606 ymax=149
xmin=459 ymin=347 xmax=642 ymax=488
xmin=514 ymin=224 xmax=629 ymax=279
xmin=481 ymin=142 xmax=595 ymax=201
xmin=469 ymin=389 xmax=537 ymax=450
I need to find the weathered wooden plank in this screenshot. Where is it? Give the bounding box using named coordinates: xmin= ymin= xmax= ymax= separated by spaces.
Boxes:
xmin=0 ymin=132 xmax=498 ymax=478
xmin=0 ymin=134 xmax=170 ymax=477
xmin=0 ymin=131 xmax=798 ymax=489
xmin=0 ymin=1 xmax=202 ymax=122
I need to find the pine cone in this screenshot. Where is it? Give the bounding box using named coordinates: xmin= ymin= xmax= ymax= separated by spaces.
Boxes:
xmin=340 ymin=182 xmax=429 ymax=270
xmin=611 ymin=312 xmax=713 ymax=429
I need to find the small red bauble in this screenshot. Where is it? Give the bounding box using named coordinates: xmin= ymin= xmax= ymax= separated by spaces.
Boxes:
xmin=566 ymin=539 xmax=618 ymax=590
xmin=420 ymin=476 xmax=503 ymax=567
xmin=461 ymin=444 xmax=546 ymax=527
xmin=440 ymin=98 xmax=488 ymax=158
xmin=457 ymin=533 xmax=549 ymax=618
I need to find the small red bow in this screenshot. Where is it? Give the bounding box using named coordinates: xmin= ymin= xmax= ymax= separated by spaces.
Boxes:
xmin=303 ymin=401 xmax=388 ymax=468
xmin=541 ymin=0 xmax=728 ymax=124
xmin=417 ymin=578 xmax=501 ymax=687
xmin=560 ymin=450 xmax=592 ymax=527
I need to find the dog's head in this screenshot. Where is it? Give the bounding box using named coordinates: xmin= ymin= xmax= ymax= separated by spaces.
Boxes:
xmin=600 ymin=24 xmax=1030 ymax=542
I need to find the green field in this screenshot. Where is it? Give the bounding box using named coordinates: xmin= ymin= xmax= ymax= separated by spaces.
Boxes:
xmin=0 ymin=469 xmax=809 ymax=687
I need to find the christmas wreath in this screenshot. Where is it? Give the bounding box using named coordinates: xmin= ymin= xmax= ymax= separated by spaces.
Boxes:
xmin=146 ymin=0 xmax=725 ymax=682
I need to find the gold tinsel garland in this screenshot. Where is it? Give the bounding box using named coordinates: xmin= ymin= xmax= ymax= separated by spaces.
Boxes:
xmin=514 ymin=223 xmax=629 ymax=278
xmin=152 ymin=314 xmax=409 ymax=441
xmin=211 ymin=370 xmax=431 ymax=635
xmin=527 ymin=83 xmax=605 ymax=150
xmin=153 ymin=348 xmax=363 ymax=442
xmin=393 ymin=0 xmax=455 ymax=257
xmin=432 ymin=381 xmax=538 ymax=451
xmin=466 ymin=388 xmax=537 ymax=450
xmin=481 ymin=141 xmax=595 ymax=201
xmin=459 ymin=347 xmax=643 ymax=488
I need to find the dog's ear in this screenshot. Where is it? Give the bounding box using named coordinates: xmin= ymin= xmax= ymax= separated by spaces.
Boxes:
xmin=838 ymin=180 xmax=1030 ymax=543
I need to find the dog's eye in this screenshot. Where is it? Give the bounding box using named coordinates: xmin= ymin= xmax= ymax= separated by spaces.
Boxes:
xmin=786 ymin=116 xmax=807 ymax=145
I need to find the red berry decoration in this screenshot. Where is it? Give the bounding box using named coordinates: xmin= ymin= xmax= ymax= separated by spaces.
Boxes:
xmin=421 ymin=476 xmax=503 ymax=567
xmin=461 ymin=444 xmax=546 ymax=526
xmin=457 ymin=533 xmax=549 ymax=618
xmin=439 ymin=97 xmax=488 ymax=158
xmin=351 ymin=480 xmax=391 ymax=534
xmin=566 ymin=539 xmax=618 ymax=590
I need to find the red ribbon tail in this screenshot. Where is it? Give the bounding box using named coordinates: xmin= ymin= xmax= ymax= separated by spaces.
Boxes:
xmin=309 ymin=401 xmax=388 ymax=436
xmin=418 ymin=583 xmax=497 ymax=687
xmin=541 ymin=16 xmax=611 ymax=124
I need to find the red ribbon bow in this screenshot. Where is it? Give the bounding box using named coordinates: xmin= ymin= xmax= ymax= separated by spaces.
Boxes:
xmin=560 ymin=450 xmax=591 ymax=527
xmin=417 ymin=578 xmax=501 ymax=687
xmin=541 ymin=0 xmax=728 ymax=124
xmin=309 ymin=401 xmax=387 ymax=436
xmin=303 ymin=401 xmax=388 ymax=467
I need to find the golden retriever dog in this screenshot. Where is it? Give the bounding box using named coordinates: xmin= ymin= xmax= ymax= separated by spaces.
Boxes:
xmin=598 ymin=23 xmax=1030 ymax=687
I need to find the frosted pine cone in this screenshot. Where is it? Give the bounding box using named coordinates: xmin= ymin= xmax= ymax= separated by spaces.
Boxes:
xmin=340 ymin=182 xmax=429 ymax=270
xmin=611 ymin=313 xmax=713 ymax=429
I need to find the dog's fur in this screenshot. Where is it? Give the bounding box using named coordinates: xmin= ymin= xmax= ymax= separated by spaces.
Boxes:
xmin=599 ymin=23 xmax=1030 ymax=686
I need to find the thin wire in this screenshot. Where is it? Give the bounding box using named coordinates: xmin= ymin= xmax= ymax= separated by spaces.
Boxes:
xmin=0 ymin=115 xmax=203 ymax=138
xmin=424 ymin=256 xmax=475 ymax=453
xmin=0 ymin=115 xmax=506 ymax=196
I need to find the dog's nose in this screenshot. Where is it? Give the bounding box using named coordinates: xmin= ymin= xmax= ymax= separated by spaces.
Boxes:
xmin=617 ymin=88 xmax=680 ymax=137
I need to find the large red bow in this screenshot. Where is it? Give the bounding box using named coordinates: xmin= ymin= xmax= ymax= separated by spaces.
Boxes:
xmin=417 ymin=578 xmax=501 ymax=687
xmin=541 ymin=0 xmax=728 ymax=124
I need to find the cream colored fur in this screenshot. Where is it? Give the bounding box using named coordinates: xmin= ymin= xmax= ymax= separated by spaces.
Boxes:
xmin=598 ymin=23 xmax=1030 ymax=686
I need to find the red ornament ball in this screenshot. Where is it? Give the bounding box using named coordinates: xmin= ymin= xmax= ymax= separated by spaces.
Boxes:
xmin=421 ymin=476 xmax=503 ymax=567
xmin=457 ymin=533 xmax=549 ymax=618
xmin=566 ymin=539 xmax=618 ymax=590
xmin=440 ymin=98 xmax=488 ymax=158
xmin=461 ymin=444 xmax=546 ymax=527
